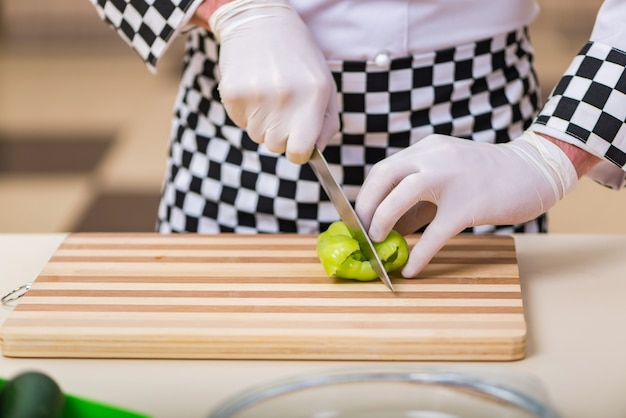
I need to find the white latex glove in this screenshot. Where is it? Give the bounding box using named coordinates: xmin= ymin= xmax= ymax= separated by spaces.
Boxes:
xmin=209 ymin=0 xmax=340 ymax=164
xmin=355 ymin=131 xmax=578 ymax=278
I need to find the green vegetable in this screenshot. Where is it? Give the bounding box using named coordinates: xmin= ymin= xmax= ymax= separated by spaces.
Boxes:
xmin=316 ymin=221 xmax=409 ymax=281
xmin=0 ymin=371 xmax=65 ymax=418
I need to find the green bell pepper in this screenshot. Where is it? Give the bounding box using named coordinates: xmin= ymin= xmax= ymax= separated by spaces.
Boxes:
xmin=316 ymin=221 xmax=409 ymax=281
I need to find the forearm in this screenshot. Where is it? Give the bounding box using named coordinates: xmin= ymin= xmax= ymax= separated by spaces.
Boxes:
xmin=535 ymin=132 xmax=602 ymax=178
xmin=189 ymin=0 xmax=233 ymax=30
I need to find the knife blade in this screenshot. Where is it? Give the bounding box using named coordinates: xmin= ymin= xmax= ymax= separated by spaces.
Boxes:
xmin=309 ymin=147 xmax=394 ymax=292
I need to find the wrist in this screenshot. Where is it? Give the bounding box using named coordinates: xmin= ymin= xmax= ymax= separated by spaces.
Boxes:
xmin=517 ymin=131 xmax=578 ymax=199
xmin=190 ymin=0 xmax=233 ymax=31
xmin=533 ymin=132 xmax=602 ymax=178
xmin=208 ymin=0 xmax=293 ymax=41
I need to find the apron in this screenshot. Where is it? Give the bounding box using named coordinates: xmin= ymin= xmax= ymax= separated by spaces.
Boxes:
xmin=157 ymin=27 xmax=545 ymax=234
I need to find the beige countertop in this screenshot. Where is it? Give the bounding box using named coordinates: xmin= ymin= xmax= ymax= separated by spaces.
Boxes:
xmin=1 ymin=233 xmax=625 ymax=418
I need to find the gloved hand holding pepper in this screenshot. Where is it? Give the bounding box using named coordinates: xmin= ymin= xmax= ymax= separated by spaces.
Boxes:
xmin=355 ymin=130 xmax=583 ymax=278
xmin=208 ymin=0 xmax=340 ymax=164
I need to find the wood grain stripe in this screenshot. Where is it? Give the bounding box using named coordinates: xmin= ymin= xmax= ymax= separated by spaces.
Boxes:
xmin=48 ymin=256 xmax=517 ymax=264
xmin=2 ymin=317 xmax=525 ymax=331
xmin=49 ymin=256 xmax=320 ymax=263
xmin=6 ymin=310 xmax=525 ymax=320
xmin=34 ymin=275 xmax=521 ymax=285
xmin=39 ymin=262 xmax=520 ymax=279
xmin=15 ymin=297 xmax=523 ymax=308
xmin=2 ymin=315 xmax=524 ymax=336
xmin=27 ymin=282 xmax=521 ymax=292
xmin=23 ymin=289 xmax=522 ymax=299
xmin=14 ymin=303 xmax=523 ymax=314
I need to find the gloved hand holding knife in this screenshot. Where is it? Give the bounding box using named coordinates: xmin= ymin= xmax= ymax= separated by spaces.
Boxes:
xmin=203 ymin=0 xmax=340 ymax=164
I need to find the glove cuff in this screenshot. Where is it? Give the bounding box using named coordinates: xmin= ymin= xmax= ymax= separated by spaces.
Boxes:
xmin=209 ymin=0 xmax=293 ymax=42
xmin=516 ymin=130 xmax=579 ymax=200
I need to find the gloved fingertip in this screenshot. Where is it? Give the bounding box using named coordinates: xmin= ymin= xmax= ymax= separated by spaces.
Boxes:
xmin=286 ymin=145 xmax=315 ymax=165
xmin=401 ymin=243 xmax=438 ymax=278
xmin=401 ymin=262 xmax=421 ymax=279
xmin=367 ymin=227 xmax=384 ymax=243
xmin=288 ymin=153 xmax=309 ymax=165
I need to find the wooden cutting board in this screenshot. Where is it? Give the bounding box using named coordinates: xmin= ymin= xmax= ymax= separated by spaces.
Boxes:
xmin=0 ymin=233 xmax=526 ymax=361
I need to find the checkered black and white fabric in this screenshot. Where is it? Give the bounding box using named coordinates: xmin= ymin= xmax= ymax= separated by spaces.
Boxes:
xmin=156 ymin=27 xmax=546 ymax=234
xmin=534 ymin=41 xmax=626 ymax=169
xmin=89 ymin=0 xmax=199 ymax=71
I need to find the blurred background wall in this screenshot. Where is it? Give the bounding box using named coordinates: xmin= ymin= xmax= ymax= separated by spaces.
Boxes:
xmin=0 ymin=0 xmax=185 ymax=232
xmin=0 ymin=0 xmax=624 ymax=233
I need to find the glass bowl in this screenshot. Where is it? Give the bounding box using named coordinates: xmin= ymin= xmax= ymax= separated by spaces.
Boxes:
xmin=207 ymin=367 xmax=560 ymax=418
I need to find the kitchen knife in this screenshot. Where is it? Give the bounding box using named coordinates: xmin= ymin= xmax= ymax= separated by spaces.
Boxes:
xmin=309 ymin=147 xmax=394 ymax=292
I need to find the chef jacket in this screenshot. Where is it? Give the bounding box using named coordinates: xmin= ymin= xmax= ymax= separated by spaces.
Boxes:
xmin=89 ymin=0 xmax=626 ymax=189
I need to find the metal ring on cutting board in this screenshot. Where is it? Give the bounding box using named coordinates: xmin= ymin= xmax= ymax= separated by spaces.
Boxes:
xmin=1 ymin=282 xmax=32 ymax=305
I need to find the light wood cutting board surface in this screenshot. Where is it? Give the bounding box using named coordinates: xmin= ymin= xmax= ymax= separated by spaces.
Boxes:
xmin=0 ymin=233 xmax=526 ymax=361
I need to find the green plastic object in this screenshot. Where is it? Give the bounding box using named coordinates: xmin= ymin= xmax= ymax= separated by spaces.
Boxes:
xmin=0 ymin=377 xmax=151 ymax=418
xmin=62 ymin=393 xmax=151 ymax=418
